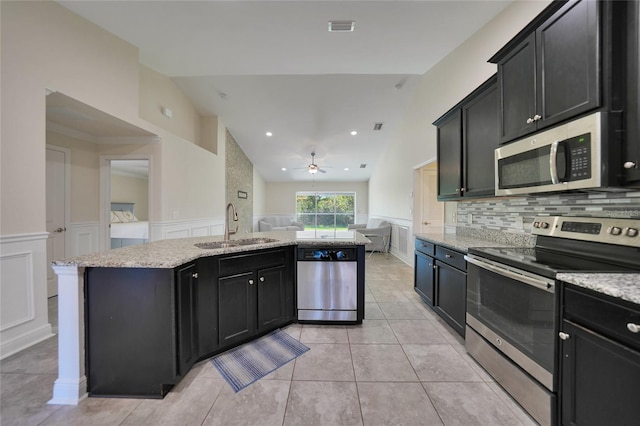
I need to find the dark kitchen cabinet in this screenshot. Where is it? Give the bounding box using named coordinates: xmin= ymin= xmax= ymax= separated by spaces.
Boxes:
xmin=435 ymin=76 xmax=498 ymax=200
xmin=413 ymin=238 xmax=466 ymax=337
xmin=218 ymin=248 xmax=294 ymax=347
xmin=196 ymin=256 xmax=219 ymax=357
xmin=85 ymin=266 xmax=194 ymax=397
xmin=176 ymin=263 xmax=199 ymax=376
xmin=492 ymin=0 xmax=600 ymax=144
xmin=559 ymin=285 xmax=640 ymax=425
xmin=414 ymin=239 xmax=435 ymax=305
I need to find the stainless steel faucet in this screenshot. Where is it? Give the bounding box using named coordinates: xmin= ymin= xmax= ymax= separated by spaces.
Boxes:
xmin=224 ymin=203 xmax=238 ymax=241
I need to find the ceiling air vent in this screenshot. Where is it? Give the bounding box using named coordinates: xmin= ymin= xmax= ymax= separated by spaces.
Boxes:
xmin=360 ymin=164 xmax=367 ymax=169
xmin=373 ymin=122 xmax=383 ymax=131
xmin=328 ymin=21 xmax=355 ymax=32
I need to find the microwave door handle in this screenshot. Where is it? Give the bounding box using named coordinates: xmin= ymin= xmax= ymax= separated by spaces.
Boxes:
xmin=549 ymin=140 xmax=560 ymax=184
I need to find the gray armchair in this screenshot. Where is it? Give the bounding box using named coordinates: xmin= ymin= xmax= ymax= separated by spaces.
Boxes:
xmin=348 ymin=218 xmax=391 ymax=252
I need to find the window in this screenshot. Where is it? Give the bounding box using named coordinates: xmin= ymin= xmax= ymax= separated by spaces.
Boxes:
xmin=296 ymin=192 xmax=355 ymax=231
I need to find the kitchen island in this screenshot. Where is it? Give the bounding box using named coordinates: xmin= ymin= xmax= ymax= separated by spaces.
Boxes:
xmin=49 ymin=230 xmax=368 ymax=404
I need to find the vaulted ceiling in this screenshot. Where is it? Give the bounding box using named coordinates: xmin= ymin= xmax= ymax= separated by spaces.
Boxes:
xmin=58 ymin=0 xmax=511 ymax=182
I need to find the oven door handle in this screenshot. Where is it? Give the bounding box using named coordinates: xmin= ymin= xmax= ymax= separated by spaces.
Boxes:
xmin=464 ymin=255 xmax=555 ymax=293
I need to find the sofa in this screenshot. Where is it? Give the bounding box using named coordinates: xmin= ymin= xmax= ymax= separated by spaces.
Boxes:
xmin=258 ymin=216 xmax=305 ymax=232
xmin=348 ymin=218 xmax=391 ymax=252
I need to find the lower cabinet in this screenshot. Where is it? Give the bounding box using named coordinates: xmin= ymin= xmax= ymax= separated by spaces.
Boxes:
xmin=85 ymin=246 xmax=295 ymax=398
xmin=559 ymin=284 xmax=640 ymax=425
xmin=413 ymin=238 xmax=467 ymax=337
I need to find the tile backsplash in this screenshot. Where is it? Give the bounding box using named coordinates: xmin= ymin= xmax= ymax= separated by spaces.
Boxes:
xmin=456 ymin=191 xmax=640 ymax=234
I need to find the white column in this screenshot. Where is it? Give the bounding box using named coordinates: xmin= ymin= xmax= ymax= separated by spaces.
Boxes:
xmin=48 ymin=265 xmax=87 ymax=405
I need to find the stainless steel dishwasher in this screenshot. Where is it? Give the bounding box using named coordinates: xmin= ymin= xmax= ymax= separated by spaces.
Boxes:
xmin=297 ymin=247 xmax=358 ymax=322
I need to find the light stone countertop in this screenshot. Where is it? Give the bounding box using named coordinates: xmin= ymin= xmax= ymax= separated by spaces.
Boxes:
xmin=414 ymin=231 xmax=532 ymax=252
xmin=557 ymin=273 xmax=640 ymax=305
xmin=53 ymin=230 xmax=370 ymax=269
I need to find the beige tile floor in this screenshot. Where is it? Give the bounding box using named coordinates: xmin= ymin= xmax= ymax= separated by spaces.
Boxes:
xmin=0 ymin=253 xmax=537 ymax=425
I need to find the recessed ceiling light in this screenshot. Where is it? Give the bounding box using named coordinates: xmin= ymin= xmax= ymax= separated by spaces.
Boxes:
xmin=266 ymin=131 xmax=273 ymax=137
xmin=350 ymin=130 xmax=357 ymax=136
xmin=344 ymin=168 xmax=350 ymax=171
xmin=281 ymin=167 xmax=287 ymax=171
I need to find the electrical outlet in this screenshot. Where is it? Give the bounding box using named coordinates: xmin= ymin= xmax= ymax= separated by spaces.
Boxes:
xmin=452 ymin=213 xmax=457 ymax=222
xmin=514 ymin=216 xmax=524 ymax=229
xmin=172 ymin=211 xmax=179 ymax=219
xmin=467 ymin=213 xmax=473 ymax=224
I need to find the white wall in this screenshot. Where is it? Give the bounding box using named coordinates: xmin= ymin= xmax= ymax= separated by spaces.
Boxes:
xmin=368 ymin=1 xmax=552 ymax=222
xmin=264 ymin=181 xmax=369 ymax=223
xmin=111 ymin=174 xmax=149 ymax=221
xmin=253 ymin=168 xmax=267 ymax=229
xmin=0 ymin=0 xmax=227 ymax=357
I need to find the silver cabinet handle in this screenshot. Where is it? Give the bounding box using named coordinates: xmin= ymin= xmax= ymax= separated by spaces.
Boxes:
xmin=549 ymin=140 xmax=561 ymax=185
xmin=624 ymin=161 xmax=637 ymax=169
xmin=259 ymin=276 xmax=265 ymax=282
xmin=526 ymin=117 xmax=534 ymax=124
xmin=249 ymin=279 xmax=254 ymax=285
xmin=192 ymin=272 xmax=198 ymax=279
xmin=627 ymin=323 xmax=640 ymax=333
xmin=445 ymin=254 xmax=452 ymax=258
xmin=559 ymin=332 xmax=570 ymax=340
xmin=533 ymin=114 xmax=542 ymax=121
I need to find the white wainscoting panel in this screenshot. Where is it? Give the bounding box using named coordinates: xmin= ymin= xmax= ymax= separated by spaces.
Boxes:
xmin=371 ymin=217 xmax=413 ymax=266
xmin=150 ymin=218 xmax=224 ymax=241
xmin=68 ymin=222 xmax=100 ymax=257
xmin=0 ymin=233 xmax=54 ymax=359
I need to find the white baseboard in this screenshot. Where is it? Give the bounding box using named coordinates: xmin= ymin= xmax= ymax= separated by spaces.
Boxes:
xmin=1 ymin=323 xmax=54 ymax=360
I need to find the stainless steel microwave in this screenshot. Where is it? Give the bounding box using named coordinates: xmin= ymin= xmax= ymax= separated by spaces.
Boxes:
xmin=495 ymin=112 xmax=607 ymax=196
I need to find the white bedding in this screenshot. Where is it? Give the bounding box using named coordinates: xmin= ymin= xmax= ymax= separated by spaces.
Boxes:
xmin=110 ymin=221 xmax=149 ymax=239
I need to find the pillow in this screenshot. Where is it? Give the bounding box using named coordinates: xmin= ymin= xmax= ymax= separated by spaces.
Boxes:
xmin=120 ymin=210 xmax=138 ymax=222
xmin=110 ymin=211 xmax=121 ymax=223
xmin=113 ymin=210 xmax=138 ymax=223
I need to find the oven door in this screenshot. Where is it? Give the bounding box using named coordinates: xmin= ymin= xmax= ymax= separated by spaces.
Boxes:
xmin=465 ymin=254 xmax=557 ymax=391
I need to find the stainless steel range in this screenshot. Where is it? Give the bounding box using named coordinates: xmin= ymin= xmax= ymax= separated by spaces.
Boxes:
xmin=464 ymin=216 xmax=640 ymax=426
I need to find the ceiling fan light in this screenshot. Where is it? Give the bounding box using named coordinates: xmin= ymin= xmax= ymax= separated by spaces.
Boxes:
xmin=308 ymin=164 xmax=319 ymax=174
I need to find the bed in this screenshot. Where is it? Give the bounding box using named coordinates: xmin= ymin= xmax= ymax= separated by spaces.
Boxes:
xmin=110 ymin=202 xmax=149 ymax=248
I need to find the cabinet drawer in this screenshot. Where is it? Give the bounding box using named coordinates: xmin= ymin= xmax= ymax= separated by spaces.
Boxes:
xmin=219 ymin=249 xmax=286 ymax=277
xmin=564 ymin=285 xmax=640 ymax=351
xmin=415 ymin=239 xmax=435 ymax=256
xmin=435 ymin=246 xmax=466 ymax=271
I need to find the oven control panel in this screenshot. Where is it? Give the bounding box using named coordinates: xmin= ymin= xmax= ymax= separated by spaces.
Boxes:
xmin=532 ymin=216 xmax=640 ymax=247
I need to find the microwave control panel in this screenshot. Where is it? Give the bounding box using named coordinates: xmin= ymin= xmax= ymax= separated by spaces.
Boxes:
xmin=567 ymin=133 xmax=591 ymax=180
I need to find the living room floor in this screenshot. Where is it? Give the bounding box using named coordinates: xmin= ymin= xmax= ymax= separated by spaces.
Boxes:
xmin=0 ymin=253 xmax=536 ymax=425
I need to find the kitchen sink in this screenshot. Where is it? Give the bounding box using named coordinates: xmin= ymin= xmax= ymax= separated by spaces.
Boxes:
xmin=195 ymin=238 xmax=278 ymax=250
xmin=235 ymin=238 xmax=278 ymax=245
xmin=195 ymin=241 xmax=238 ymax=249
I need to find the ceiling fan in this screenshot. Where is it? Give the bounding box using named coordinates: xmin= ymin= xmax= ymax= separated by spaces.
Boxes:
xmin=298 ymin=152 xmax=328 ymax=174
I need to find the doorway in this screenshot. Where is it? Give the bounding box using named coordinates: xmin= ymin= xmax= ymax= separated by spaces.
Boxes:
xmin=101 ymin=157 xmax=151 ymax=251
xmin=413 ymin=161 xmax=444 ymax=233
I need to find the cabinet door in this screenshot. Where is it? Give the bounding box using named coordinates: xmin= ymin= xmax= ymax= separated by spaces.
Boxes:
xmin=257 ymin=265 xmax=286 ymax=330
xmin=497 ymin=33 xmax=536 ymax=144
xmin=197 ymin=257 xmax=219 ymax=357
xmin=436 ymin=109 xmax=462 ymax=199
xmin=462 ymin=77 xmax=498 ymax=198
xmin=434 ymin=261 xmax=466 ymax=337
xmin=414 ymin=251 xmax=435 ymax=306
xmin=176 ymin=263 xmax=199 ymax=376
xmin=560 ymin=320 xmax=640 ymax=426
xmin=536 ymin=0 xmax=600 ymax=129
xmin=218 ymin=271 xmax=256 ymax=346
xmin=625 ymin=0 xmax=640 ymax=184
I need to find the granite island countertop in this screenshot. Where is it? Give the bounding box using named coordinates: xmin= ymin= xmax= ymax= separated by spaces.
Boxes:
xmin=53 ymin=230 xmax=370 ymax=269
xmin=557 ymin=273 xmax=640 ymax=305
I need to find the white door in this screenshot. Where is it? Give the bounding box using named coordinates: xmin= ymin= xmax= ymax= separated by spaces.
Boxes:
xmin=46 ymin=148 xmax=67 ymax=298
xmin=420 ymin=168 xmax=444 ymax=233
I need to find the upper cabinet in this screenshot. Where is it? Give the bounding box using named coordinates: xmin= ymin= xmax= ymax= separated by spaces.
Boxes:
xmin=492 ymin=0 xmax=600 ymax=144
xmin=625 ymin=0 xmax=640 ymax=185
xmin=435 ymin=76 xmax=498 ymax=201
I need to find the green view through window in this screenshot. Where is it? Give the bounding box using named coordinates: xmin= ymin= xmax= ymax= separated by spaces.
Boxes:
xmin=296 ymin=192 xmax=355 ymax=231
